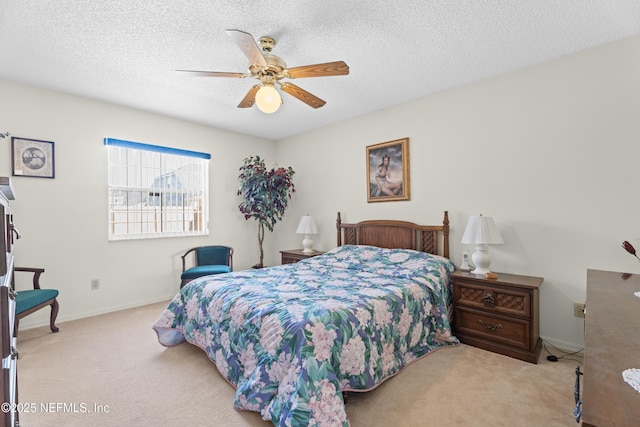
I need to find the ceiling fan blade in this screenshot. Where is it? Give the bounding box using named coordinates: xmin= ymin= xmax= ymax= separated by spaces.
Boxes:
xmin=238 ymin=85 xmax=261 ymax=108
xmin=280 ymin=83 xmax=326 ymax=109
xmin=225 ymin=29 xmax=267 ymax=67
xmin=286 ymin=61 xmax=349 ymax=79
xmin=175 ymin=70 xmax=248 ymax=78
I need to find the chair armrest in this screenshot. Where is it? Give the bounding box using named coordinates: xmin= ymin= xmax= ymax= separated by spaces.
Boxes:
xmin=181 ymin=248 xmax=197 ymax=272
xmin=14 ymin=267 xmax=46 ymax=290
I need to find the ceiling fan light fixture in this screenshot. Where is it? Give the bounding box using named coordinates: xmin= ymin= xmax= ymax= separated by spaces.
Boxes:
xmin=179 ymin=30 xmax=349 ymax=112
xmin=255 ymin=84 xmax=281 ymax=113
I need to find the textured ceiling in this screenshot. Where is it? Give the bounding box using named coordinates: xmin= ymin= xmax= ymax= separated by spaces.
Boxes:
xmin=1 ymin=1 xmax=639 ymax=140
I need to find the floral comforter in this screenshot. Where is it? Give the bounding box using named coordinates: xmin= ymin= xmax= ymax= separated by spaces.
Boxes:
xmin=153 ymin=245 xmax=458 ymax=426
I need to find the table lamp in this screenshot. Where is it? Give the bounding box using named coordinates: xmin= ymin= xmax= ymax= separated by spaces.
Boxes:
xmin=461 ymin=214 xmax=504 ymax=274
xmin=296 ymin=215 xmax=318 ymax=253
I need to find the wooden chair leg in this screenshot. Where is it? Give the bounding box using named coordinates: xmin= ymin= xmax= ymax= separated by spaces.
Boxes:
xmin=13 ymin=299 xmax=60 ymax=337
xmin=49 ymin=299 xmax=59 ymax=333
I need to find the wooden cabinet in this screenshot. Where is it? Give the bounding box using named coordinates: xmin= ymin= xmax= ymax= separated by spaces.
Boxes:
xmin=580 ymin=269 xmax=640 ymax=426
xmin=451 ymin=270 xmax=543 ymax=364
xmin=280 ymin=249 xmax=325 ymax=264
xmin=0 ymin=177 xmax=17 ymax=427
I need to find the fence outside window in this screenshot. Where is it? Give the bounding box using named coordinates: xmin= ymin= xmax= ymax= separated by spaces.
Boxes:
xmin=105 ymin=138 xmax=210 ymax=240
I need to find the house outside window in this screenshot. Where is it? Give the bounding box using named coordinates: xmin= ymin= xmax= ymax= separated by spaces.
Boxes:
xmin=105 ymin=138 xmax=210 ymax=240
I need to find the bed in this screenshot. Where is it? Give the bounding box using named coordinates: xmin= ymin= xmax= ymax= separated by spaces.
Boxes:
xmin=153 ymin=211 xmax=458 ymax=426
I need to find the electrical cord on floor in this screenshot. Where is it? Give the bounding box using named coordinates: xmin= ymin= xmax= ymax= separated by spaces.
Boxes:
xmin=542 ymin=340 xmax=584 ymax=363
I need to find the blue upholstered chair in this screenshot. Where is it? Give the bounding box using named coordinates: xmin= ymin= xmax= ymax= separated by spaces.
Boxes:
xmin=180 ymin=245 xmax=233 ymax=288
xmin=13 ymin=267 xmax=59 ymax=337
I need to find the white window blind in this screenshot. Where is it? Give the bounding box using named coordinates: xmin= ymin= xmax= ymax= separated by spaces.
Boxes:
xmin=104 ymin=138 xmax=210 ymax=240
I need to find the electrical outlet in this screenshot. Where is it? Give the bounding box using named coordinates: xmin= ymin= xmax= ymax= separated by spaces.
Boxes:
xmin=91 ymin=279 xmax=100 ymax=290
xmin=574 ymin=301 xmax=585 ymax=318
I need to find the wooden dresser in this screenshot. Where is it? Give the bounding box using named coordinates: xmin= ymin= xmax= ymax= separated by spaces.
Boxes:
xmin=451 ymin=270 xmax=543 ymax=364
xmin=0 ymin=177 xmax=18 ymax=427
xmin=580 ymin=269 xmax=640 ymax=426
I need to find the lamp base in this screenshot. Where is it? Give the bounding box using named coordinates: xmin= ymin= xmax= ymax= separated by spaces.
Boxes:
xmin=470 ymin=244 xmax=494 ymax=275
xmin=302 ymin=235 xmax=314 ymax=253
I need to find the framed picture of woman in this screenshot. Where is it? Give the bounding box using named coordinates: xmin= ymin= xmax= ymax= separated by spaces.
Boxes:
xmin=366 ymin=137 xmax=409 ymax=202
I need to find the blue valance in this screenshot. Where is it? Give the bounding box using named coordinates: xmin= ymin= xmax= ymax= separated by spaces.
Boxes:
xmin=104 ymin=138 xmax=211 ymax=159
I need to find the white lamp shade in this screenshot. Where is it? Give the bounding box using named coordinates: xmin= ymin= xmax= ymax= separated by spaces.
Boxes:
xmin=255 ymin=84 xmax=282 ymax=113
xmin=461 ymin=215 xmax=504 ymax=245
xmin=296 ymin=215 xmax=318 ymax=253
xmin=296 ymin=215 xmax=318 ymax=235
xmin=461 ymin=215 xmax=503 ymax=275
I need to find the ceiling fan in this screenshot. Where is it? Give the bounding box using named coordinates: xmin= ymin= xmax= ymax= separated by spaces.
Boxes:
xmin=176 ymin=29 xmax=350 ymax=113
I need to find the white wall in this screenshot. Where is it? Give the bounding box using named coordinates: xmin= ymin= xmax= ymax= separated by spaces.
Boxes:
xmin=3 ymin=34 xmax=640 ymax=349
xmin=274 ymin=34 xmax=640 ymax=350
xmin=0 ymin=80 xmax=275 ymax=328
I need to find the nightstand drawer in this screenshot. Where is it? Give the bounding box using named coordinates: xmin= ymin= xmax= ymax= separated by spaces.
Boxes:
xmin=454 ymin=281 xmax=531 ymax=318
xmin=455 ymin=306 xmax=531 ymax=351
xmin=280 ymin=249 xmax=325 ymax=264
xmin=450 ymin=271 xmax=542 ymax=363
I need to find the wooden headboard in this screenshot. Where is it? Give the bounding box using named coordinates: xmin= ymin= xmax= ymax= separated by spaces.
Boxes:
xmin=336 ymin=211 xmax=450 ymax=259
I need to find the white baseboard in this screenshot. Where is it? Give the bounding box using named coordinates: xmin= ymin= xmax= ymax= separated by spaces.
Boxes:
xmin=540 ymin=335 xmax=584 ymax=353
xmin=18 ymin=301 xmax=591 ymax=354
xmin=18 ymin=295 xmax=173 ymax=331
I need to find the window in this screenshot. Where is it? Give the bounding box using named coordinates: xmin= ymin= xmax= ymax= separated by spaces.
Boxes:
xmin=105 ymin=138 xmax=210 ymax=240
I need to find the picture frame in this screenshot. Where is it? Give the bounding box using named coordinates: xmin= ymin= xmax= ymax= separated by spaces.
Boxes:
xmin=11 ymin=137 xmax=55 ymax=179
xmin=366 ymin=137 xmax=410 ymax=202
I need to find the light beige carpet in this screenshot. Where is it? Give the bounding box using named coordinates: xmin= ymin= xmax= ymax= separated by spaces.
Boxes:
xmin=16 ymin=301 xmax=581 ymax=426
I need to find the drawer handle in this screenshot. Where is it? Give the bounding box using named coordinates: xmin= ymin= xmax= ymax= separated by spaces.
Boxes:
xmin=483 ymin=294 xmax=495 ymax=304
xmin=574 ymin=365 xmax=584 ymax=423
xmin=478 ymin=319 xmax=502 ymax=331
xmin=574 ymin=400 xmax=582 ymax=423
xmin=574 ymin=365 xmax=583 ymax=404
xmin=11 ymin=224 xmax=22 ymax=240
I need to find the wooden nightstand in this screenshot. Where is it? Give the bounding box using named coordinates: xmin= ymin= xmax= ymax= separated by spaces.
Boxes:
xmin=450 ymin=270 xmax=543 ymax=364
xmin=280 ymin=249 xmax=325 ymax=264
